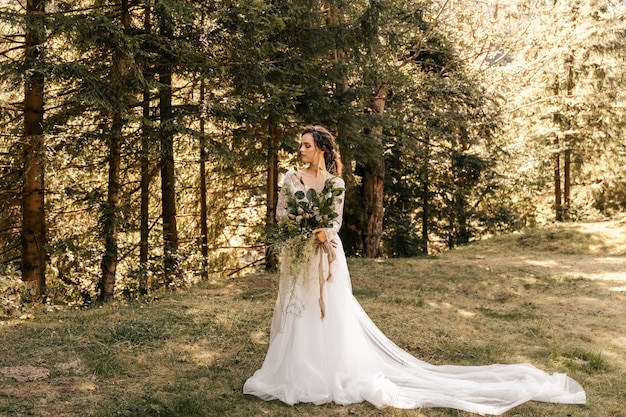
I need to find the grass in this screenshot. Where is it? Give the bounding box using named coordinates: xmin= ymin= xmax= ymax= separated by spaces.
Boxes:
xmin=1 ymin=220 xmax=626 ymax=416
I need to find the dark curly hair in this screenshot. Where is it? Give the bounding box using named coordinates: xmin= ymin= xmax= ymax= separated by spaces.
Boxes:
xmin=301 ymin=125 xmax=343 ymax=177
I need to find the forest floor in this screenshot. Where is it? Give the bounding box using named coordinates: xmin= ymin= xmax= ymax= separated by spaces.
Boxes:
xmin=1 ymin=220 xmax=625 ymax=417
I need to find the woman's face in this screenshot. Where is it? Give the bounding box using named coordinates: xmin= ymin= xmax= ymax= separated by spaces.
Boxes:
xmin=299 ymin=133 xmax=320 ymax=164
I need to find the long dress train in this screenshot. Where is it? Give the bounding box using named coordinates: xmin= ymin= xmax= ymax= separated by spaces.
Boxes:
xmin=243 ymin=170 xmax=586 ymax=416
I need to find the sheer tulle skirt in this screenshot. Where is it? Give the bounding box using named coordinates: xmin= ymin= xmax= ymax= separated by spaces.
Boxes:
xmin=243 ymin=238 xmax=586 ymax=415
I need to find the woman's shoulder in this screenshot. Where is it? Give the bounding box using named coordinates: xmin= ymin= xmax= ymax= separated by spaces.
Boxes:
xmin=282 ymin=169 xmax=302 ymax=189
xmin=330 ymin=175 xmax=345 ymax=188
xmin=283 ymin=169 xmax=298 ymax=181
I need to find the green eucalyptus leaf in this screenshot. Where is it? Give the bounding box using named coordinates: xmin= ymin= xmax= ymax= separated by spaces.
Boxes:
xmin=306 ymin=188 xmax=317 ymax=202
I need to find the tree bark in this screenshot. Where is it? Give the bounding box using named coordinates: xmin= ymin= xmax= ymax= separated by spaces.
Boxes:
xmin=362 ymin=87 xmax=386 ymax=258
xmin=563 ymin=148 xmax=571 ymax=219
xmin=455 ymin=193 xmax=470 ymax=245
xmin=554 ymin=139 xmax=563 ymax=221
xmin=155 ymin=0 xmax=179 ymax=285
xmin=140 ymin=87 xmax=151 ymax=294
xmin=159 ymin=39 xmax=178 ymax=285
xmin=99 ymin=0 xmax=130 ymax=302
xmin=199 ymin=80 xmax=209 ymax=280
xmin=552 ymin=75 xmax=563 ymax=222
xmin=420 ymin=140 xmax=430 ymax=255
xmin=265 ymin=117 xmax=279 ymax=271
xmin=338 ymin=130 xmax=363 ymax=256
xmin=139 ymin=0 xmax=152 ymax=294
xmin=563 ymin=60 xmax=574 ymax=220
xmin=99 ymin=115 xmax=121 ymax=302
xmin=21 ymin=0 xmax=46 ymax=298
xmin=159 ymin=73 xmax=178 ymax=285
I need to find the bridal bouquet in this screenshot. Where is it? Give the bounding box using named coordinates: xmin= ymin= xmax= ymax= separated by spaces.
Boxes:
xmin=283 ymin=178 xmax=344 ymax=237
xmin=272 ymin=177 xmax=344 ymax=274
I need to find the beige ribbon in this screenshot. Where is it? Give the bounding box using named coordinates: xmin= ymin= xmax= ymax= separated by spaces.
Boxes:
xmin=314 ymin=239 xmax=336 ymax=319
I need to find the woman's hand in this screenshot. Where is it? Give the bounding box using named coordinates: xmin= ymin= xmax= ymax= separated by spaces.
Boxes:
xmin=314 ymin=228 xmax=327 ymax=243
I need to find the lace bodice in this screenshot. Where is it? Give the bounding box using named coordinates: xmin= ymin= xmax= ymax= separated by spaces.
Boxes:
xmin=276 ymin=169 xmax=345 ymax=241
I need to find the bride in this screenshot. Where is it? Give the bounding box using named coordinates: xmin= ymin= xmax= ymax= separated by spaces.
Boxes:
xmin=243 ymin=125 xmax=586 ymax=415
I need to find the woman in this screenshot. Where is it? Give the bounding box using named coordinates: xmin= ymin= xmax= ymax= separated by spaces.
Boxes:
xmin=243 ymin=125 xmax=586 ymax=415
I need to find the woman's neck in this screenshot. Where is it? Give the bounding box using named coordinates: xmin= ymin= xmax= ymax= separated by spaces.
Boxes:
xmin=302 ymin=164 xmax=323 ymax=177
xmin=298 ymin=165 xmax=329 ymax=191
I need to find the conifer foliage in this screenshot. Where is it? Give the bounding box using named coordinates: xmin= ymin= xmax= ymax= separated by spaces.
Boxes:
xmin=0 ymin=0 xmax=624 ymax=305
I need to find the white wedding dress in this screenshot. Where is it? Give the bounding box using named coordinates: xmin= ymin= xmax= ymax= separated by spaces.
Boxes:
xmin=243 ymin=170 xmax=586 ymax=416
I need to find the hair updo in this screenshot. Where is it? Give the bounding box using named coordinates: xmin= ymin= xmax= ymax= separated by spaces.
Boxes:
xmin=301 ymin=125 xmax=343 ymax=177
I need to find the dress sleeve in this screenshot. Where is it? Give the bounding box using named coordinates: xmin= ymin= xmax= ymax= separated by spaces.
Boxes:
xmin=323 ymin=177 xmax=345 ymax=241
xmin=275 ymin=170 xmax=294 ymax=221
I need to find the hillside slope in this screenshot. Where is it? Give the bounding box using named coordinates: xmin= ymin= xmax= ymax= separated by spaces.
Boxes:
xmin=1 ymin=220 xmax=625 ymax=417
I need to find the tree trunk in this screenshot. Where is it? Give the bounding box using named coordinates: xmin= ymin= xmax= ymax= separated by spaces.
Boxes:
xmin=362 ymin=87 xmax=386 ymax=258
xmin=99 ymin=115 xmax=121 ymax=302
xmin=265 ymin=117 xmax=279 ymax=271
xmin=563 ymin=147 xmax=571 ymax=220
xmin=156 ymin=0 xmax=178 ymax=285
xmin=139 ymin=0 xmax=152 ymax=294
xmin=338 ymin=131 xmax=363 ymax=256
xmin=199 ymin=80 xmax=209 ymax=280
xmin=420 ymin=140 xmax=430 ymax=255
xmin=455 ymin=193 xmax=470 ymax=245
xmin=552 ymin=75 xmax=563 ymax=222
xmin=99 ymin=0 xmax=130 ymax=302
xmin=159 ymin=61 xmax=178 ymax=285
xmin=554 ymin=139 xmax=563 ymax=221
xmin=563 ymin=60 xmax=574 ymax=221
xmin=140 ymin=87 xmax=151 ymax=294
xmin=21 ymin=0 xmax=46 ymax=298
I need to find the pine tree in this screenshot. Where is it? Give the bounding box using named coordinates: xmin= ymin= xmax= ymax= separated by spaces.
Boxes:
xmin=139 ymin=0 xmax=154 ymax=294
xmin=99 ymin=0 xmax=136 ymax=302
xmin=441 ymin=0 xmax=626 ymax=222
xmin=214 ymin=0 xmax=340 ymax=267
xmin=21 ymin=0 xmax=47 ymax=297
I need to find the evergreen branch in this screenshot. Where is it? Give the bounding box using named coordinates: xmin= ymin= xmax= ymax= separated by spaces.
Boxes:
xmin=0 ymin=45 xmax=25 ymax=58
xmin=0 ymin=101 xmax=22 ymax=112
xmin=0 ymin=34 xmax=24 ymax=41
xmin=46 ymin=4 xmax=114 ymax=16
xmin=400 ymin=0 xmax=450 ymax=68
xmin=127 ymin=164 xmax=160 ymax=196
xmin=117 ymin=242 xmax=140 ymax=264
xmin=115 ymin=218 xmax=161 ymax=263
xmin=198 ymin=244 xmax=264 ymax=251
xmin=54 ymin=271 xmax=82 ymax=289
xmin=1 ymin=255 xmax=20 ymax=265
xmin=0 ymin=227 xmax=20 ymax=235
xmin=0 ymin=169 xmax=20 ymax=182
xmin=0 ymin=243 xmax=20 ymax=258
xmin=0 ymin=114 xmax=22 ymax=132
xmin=226 ymin=257 xmax=264 ymax=277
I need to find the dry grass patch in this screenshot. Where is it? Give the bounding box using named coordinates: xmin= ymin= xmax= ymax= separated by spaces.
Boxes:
xmin=1 ymin=221 xmax=625 ymax=416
